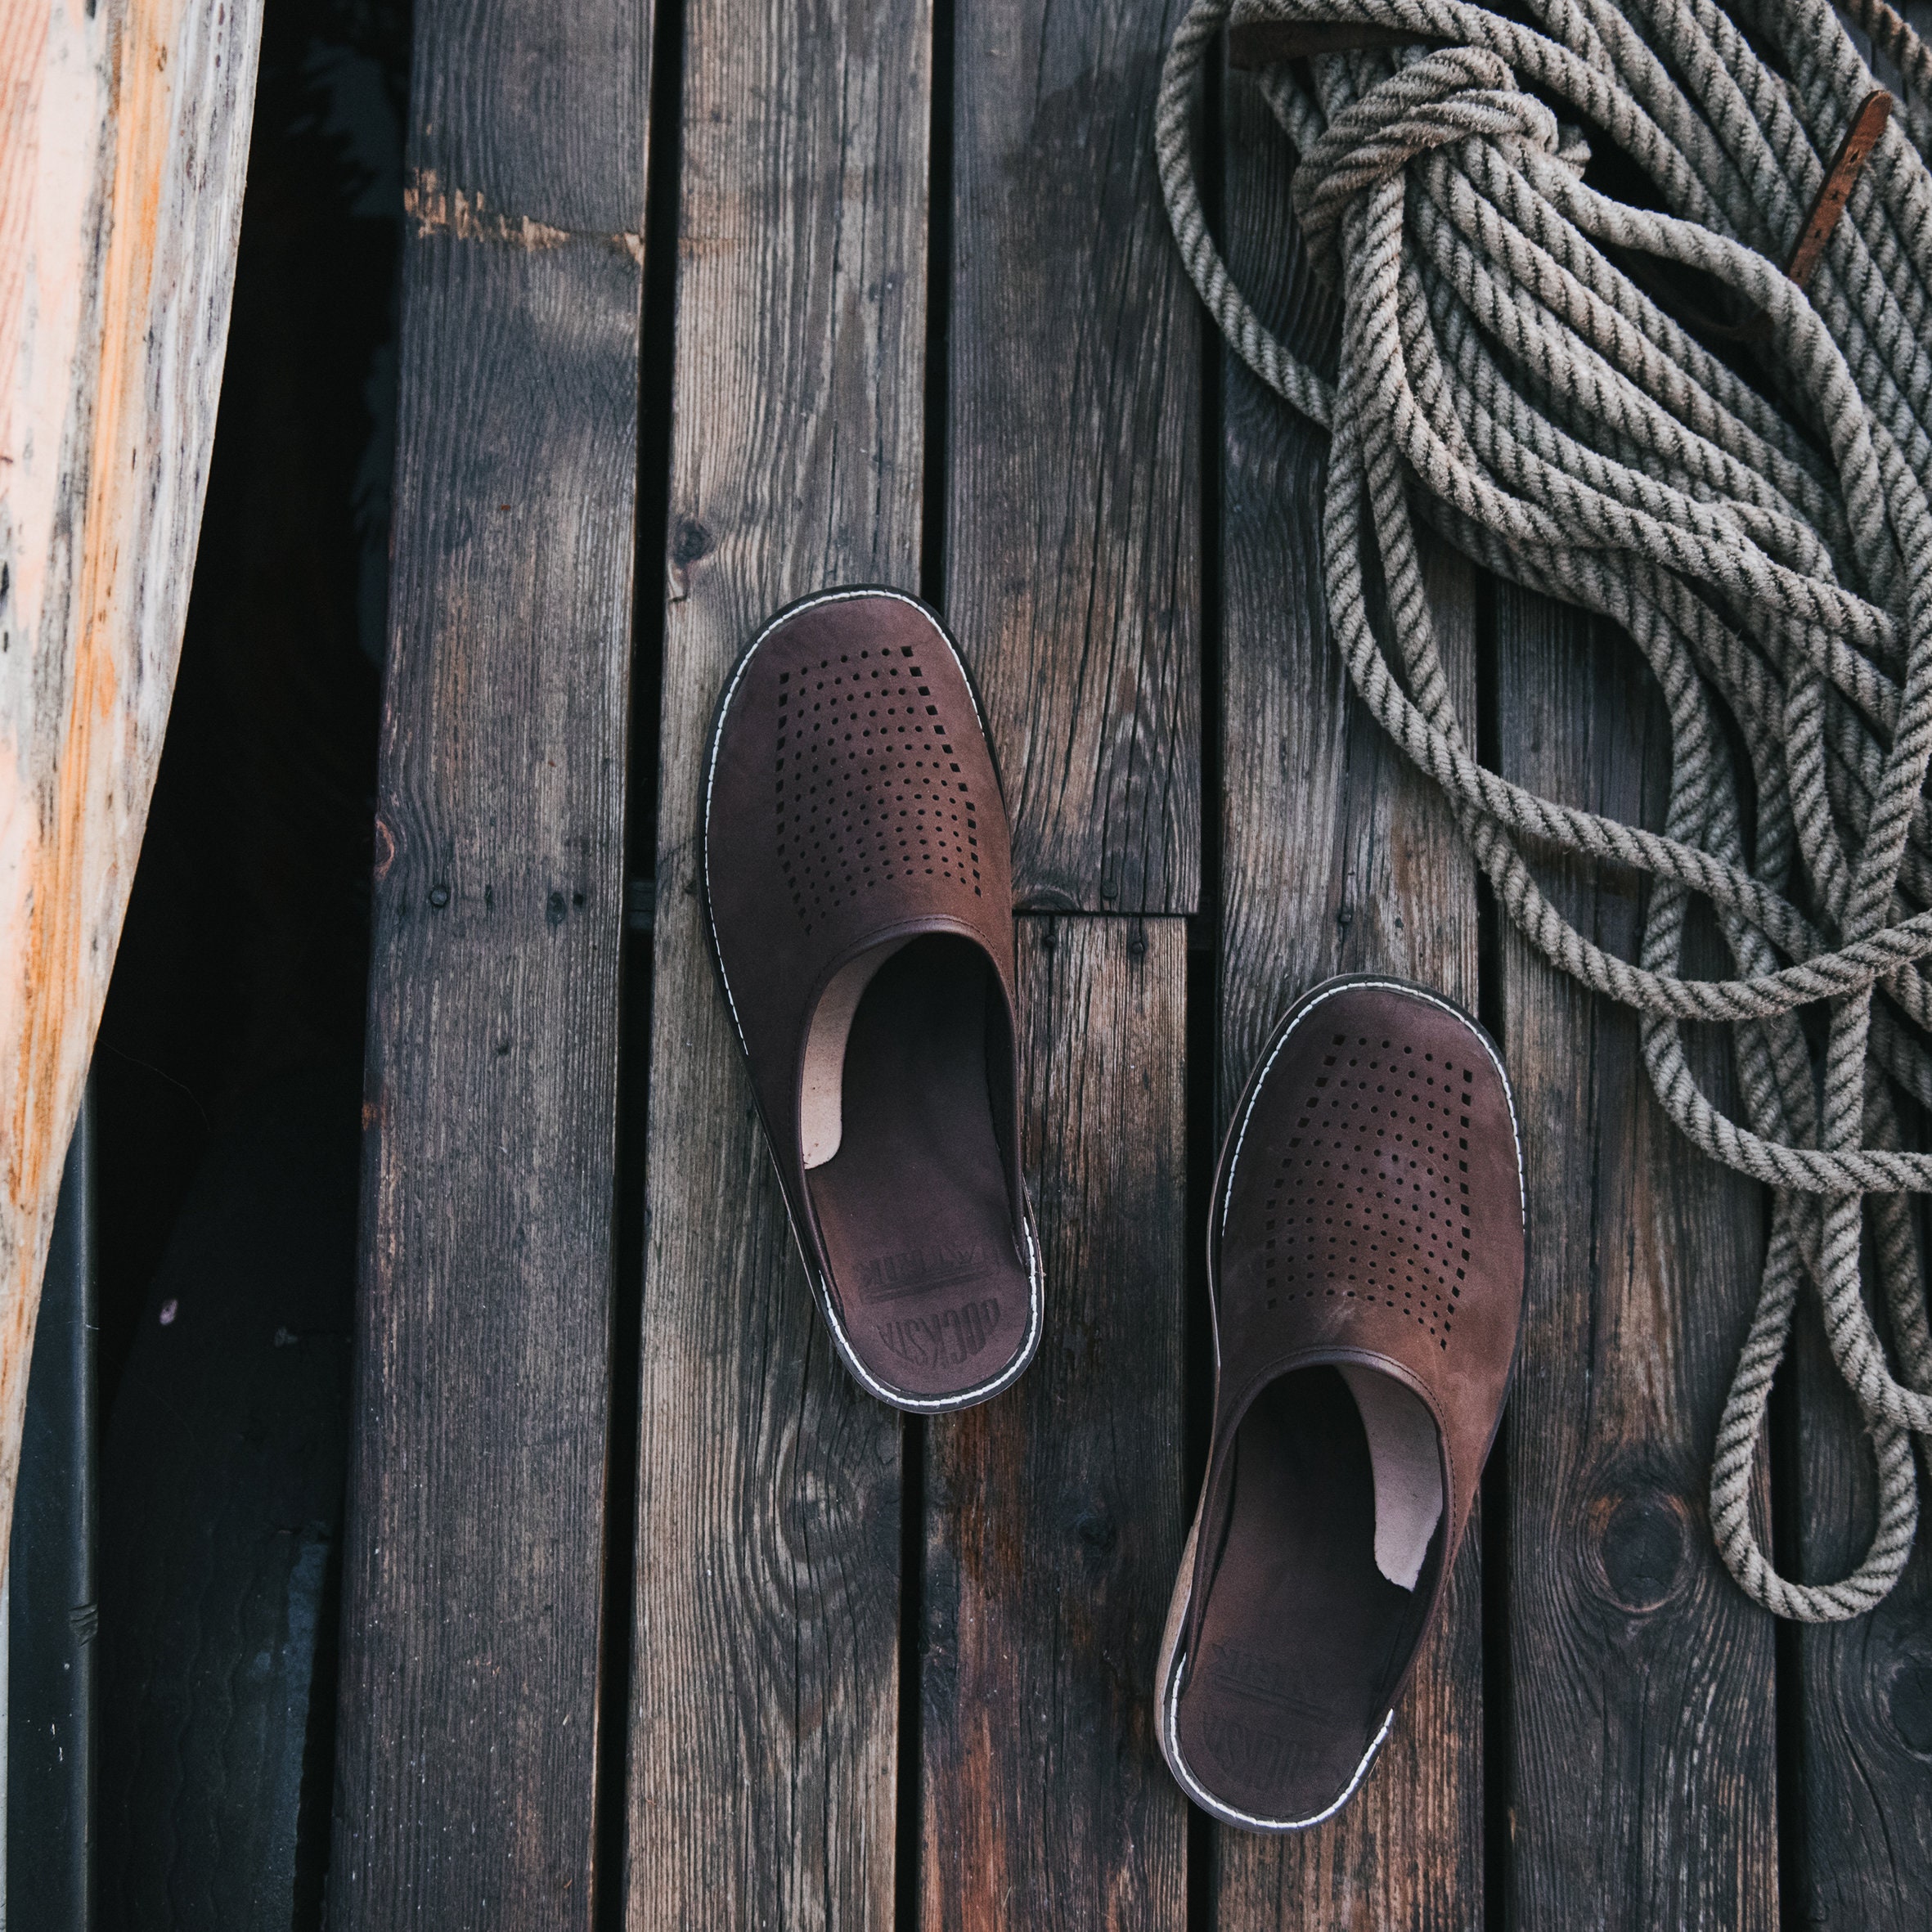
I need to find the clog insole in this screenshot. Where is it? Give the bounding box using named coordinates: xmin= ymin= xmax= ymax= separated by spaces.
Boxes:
xmin=1175 ymin=1366 xmax=1438 ymax=1821
xmin=808 ymin=935 xmax=1030 ymax=1400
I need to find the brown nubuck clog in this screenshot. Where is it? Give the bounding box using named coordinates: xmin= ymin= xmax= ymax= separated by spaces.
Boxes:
xmin=1158 ymin=975 xmax=1525 ymax=1830
xmin=701 ymin=587 xmax=1042 ymax=1412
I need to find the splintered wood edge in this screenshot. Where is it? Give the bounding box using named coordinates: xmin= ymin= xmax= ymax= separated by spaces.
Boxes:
xmin=0 ymin=0 xmax=265 ymax=1578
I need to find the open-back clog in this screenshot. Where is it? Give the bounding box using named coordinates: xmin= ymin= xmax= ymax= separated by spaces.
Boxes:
xmin=1158 ymin=975 xmax=1525 ymax=1828
xmin=701 ymin=587 xmax=1043 ymax=1412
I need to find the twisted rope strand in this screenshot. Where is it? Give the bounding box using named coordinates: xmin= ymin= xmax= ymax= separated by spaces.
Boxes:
xmin=1160 ymin=0 xmax=1932 ymax=1618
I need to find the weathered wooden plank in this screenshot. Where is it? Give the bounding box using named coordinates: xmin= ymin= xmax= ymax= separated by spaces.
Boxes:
xmin=945 ymin=0 xmax=1201 ymax=916
xmin=0 ymin=0 xmax=263 ymax=1582
xmin=919 ymin=913 xmax=1188 ymax=1929
xmin=1210 ymin=64 xmax=1485 ymax=1930
xmin=1788 ymin=1310 xmax=1932 ymax=1920
xmin=327 ymin=1 xmax=649 ymax=1922
xmin=1492 ymin=584 xmax=1778 ymax=1929
xmin=1786 ymin=12 xmax=1932 ymax=1908
xmin=624 ymin=0 xmax=931 ymax=1924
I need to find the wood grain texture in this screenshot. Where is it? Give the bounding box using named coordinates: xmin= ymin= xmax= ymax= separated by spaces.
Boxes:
xmin=1492 ymin=583 xmax=1778 ymax=1930
xmin=624 ymin=1 xmax=930 ymax=1924
xmin=1211 ymin=66 xmax=1485 ymax=1931
xmin=1788 ymin=1316 xmax=1932 ymax=1925
xmin=1790 ymin=2 xmax=1932 ymax=1873
xmin=328 ymin=2 xmax=649 ymax=1922
xmin=920 ymin=914 xmax=1188 ymax=1931
xmin=945 ymin=0 xmax=1200 ymax=917
xmin=0 ymin=0 xmax=262 ymax=1583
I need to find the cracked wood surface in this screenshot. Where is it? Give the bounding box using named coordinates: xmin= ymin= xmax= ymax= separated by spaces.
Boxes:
xmin=0 ymin=0 xmax=263 ymax=1588
xmin=401 ymin=168 xmax=645 ymax=261
xmin=327 ymin=0 xmax=651 ymax=1924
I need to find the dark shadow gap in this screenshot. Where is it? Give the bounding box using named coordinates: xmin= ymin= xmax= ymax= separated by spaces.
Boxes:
xmin=294 ymin=1512 xmax=345 ymax=1931
xmin=1473 ymin=567 xmax=1512 ymax=1932
xmin=592 ymin=0 xmax=689 ymax=1921
xmin=1194 ymin=13 xmax=1224 ymax=1030
xmin=1768 ymin=1339 xmax=1806 ymax=1932
xmin=918 ymin=0 xmax=955 ymax=613
xmin=1477 ymin=1410 xmax=1512 ymax=1932
xmin=1185 ymin=25 xmax=1226 ymax=1932
xmin=896 ymin=4 xmax=954 ymax=1925
xmin=630 ymin=0 xmax=690 ymax=893
xmin=86 ymin=5 xmax=408 ymax=1918
xmin=894 ymin=1412 xmax=928 ymax=1932
xmin=1183 ymin=937 xmax=1220 ymax=1932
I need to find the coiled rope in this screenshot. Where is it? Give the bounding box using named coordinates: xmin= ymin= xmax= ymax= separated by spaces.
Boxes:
xmin=1157 ymin=0 xmax=1932 ymax=1619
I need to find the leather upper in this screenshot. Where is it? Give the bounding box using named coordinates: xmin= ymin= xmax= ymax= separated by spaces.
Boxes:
xmin=1186 ymin=977 xmax=1525 ymax=1672
xmin=702 ymin=588 xmax=1025 ymax=1313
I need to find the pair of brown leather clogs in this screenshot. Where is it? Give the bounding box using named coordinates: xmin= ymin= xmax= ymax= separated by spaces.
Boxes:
xmin=703 ymin=588 xmax=1526 ymax=1829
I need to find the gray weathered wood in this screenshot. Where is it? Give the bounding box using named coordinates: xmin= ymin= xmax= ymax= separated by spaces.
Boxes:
xmin=0 ymin=0 xmax=263 ymax=1584
xmin=625 ymin=0 xmax=931 ymax=1923
xmin=328 ymin=0 xmax=649 ymax=1921
xmin=1795 ymin=32 xmax=1932 ymax=1925
xmin=1492 ymin=582 xmax=1778 ymax=1930
xmin=1765 ymin=0 xmax=1932 ymax=1806
xmin=920 ymin=913 xmax=1189 ymax=1930
xmin=1754 ymin=15 xmax=1932 ymax=1916
xmin=1789 ymin=1315 xmax=1932 ymax=1922
xmin=1211 ymin=65 xmax=1485 ymax=1930
xmin=945 ymin=0 xmax=1201 ymax=915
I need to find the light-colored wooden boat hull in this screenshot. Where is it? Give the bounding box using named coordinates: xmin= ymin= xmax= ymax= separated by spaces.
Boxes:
xmin=0 ymin=0 xmax=263 ymax=1575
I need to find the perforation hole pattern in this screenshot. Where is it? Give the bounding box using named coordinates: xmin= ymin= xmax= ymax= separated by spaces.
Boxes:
xmin=1261 ymin=1035 xmax=1477 ymax=1351
xmin=772 ymin=645 xmax=982 ymax=935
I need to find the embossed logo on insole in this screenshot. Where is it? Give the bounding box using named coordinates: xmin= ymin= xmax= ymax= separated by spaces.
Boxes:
xmin=1196 ymin=1711 xmax=1338 ymax=1789
xmin=857 ymin=1241 xmax=1000 ymax=1301
xmin=876 ymin=1297 xmax=1002 ymax=1370
xmin=1204 ymin=1642 xmax=1340 ymax=1723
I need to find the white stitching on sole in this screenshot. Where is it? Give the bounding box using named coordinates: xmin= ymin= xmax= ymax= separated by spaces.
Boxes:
xmin=1162 ymin=973 xmax=1525 ymax=1825
xmin=1160 ymin=1633 xmax=1395 ymax=1833
xmin=702 ymin=586 xmax=1037 ymax=1413
xmin=809 ymin=1205 xmax=1044 ymax=1414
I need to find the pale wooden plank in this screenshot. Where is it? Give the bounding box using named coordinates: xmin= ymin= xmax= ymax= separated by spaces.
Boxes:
xmin=945 ymin=0 xmax=1201 ymax=915
xmin=920 ymin=913 xmax=1189 ymax=1929
xmin=624 ymin=0 xmax=931 ymax=1922
xmin=1211 ymin=63 xmax=1485 ymax=1930
xmin=0 ymin=0 xmax=263 ymax=1579
xmin=327 ymin=0 xmax=650 ymax=1921
xmin=1492 ymin=583 xmax=1778 ymax=1929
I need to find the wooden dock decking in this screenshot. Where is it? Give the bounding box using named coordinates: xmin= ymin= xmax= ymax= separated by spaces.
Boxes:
xmin=327 ymin=1 xmax=1932 ymax=1925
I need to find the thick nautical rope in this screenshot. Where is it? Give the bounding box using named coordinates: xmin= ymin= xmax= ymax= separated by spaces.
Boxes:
xmin=1158 ymin=0 xmax=1932 ymax=1620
